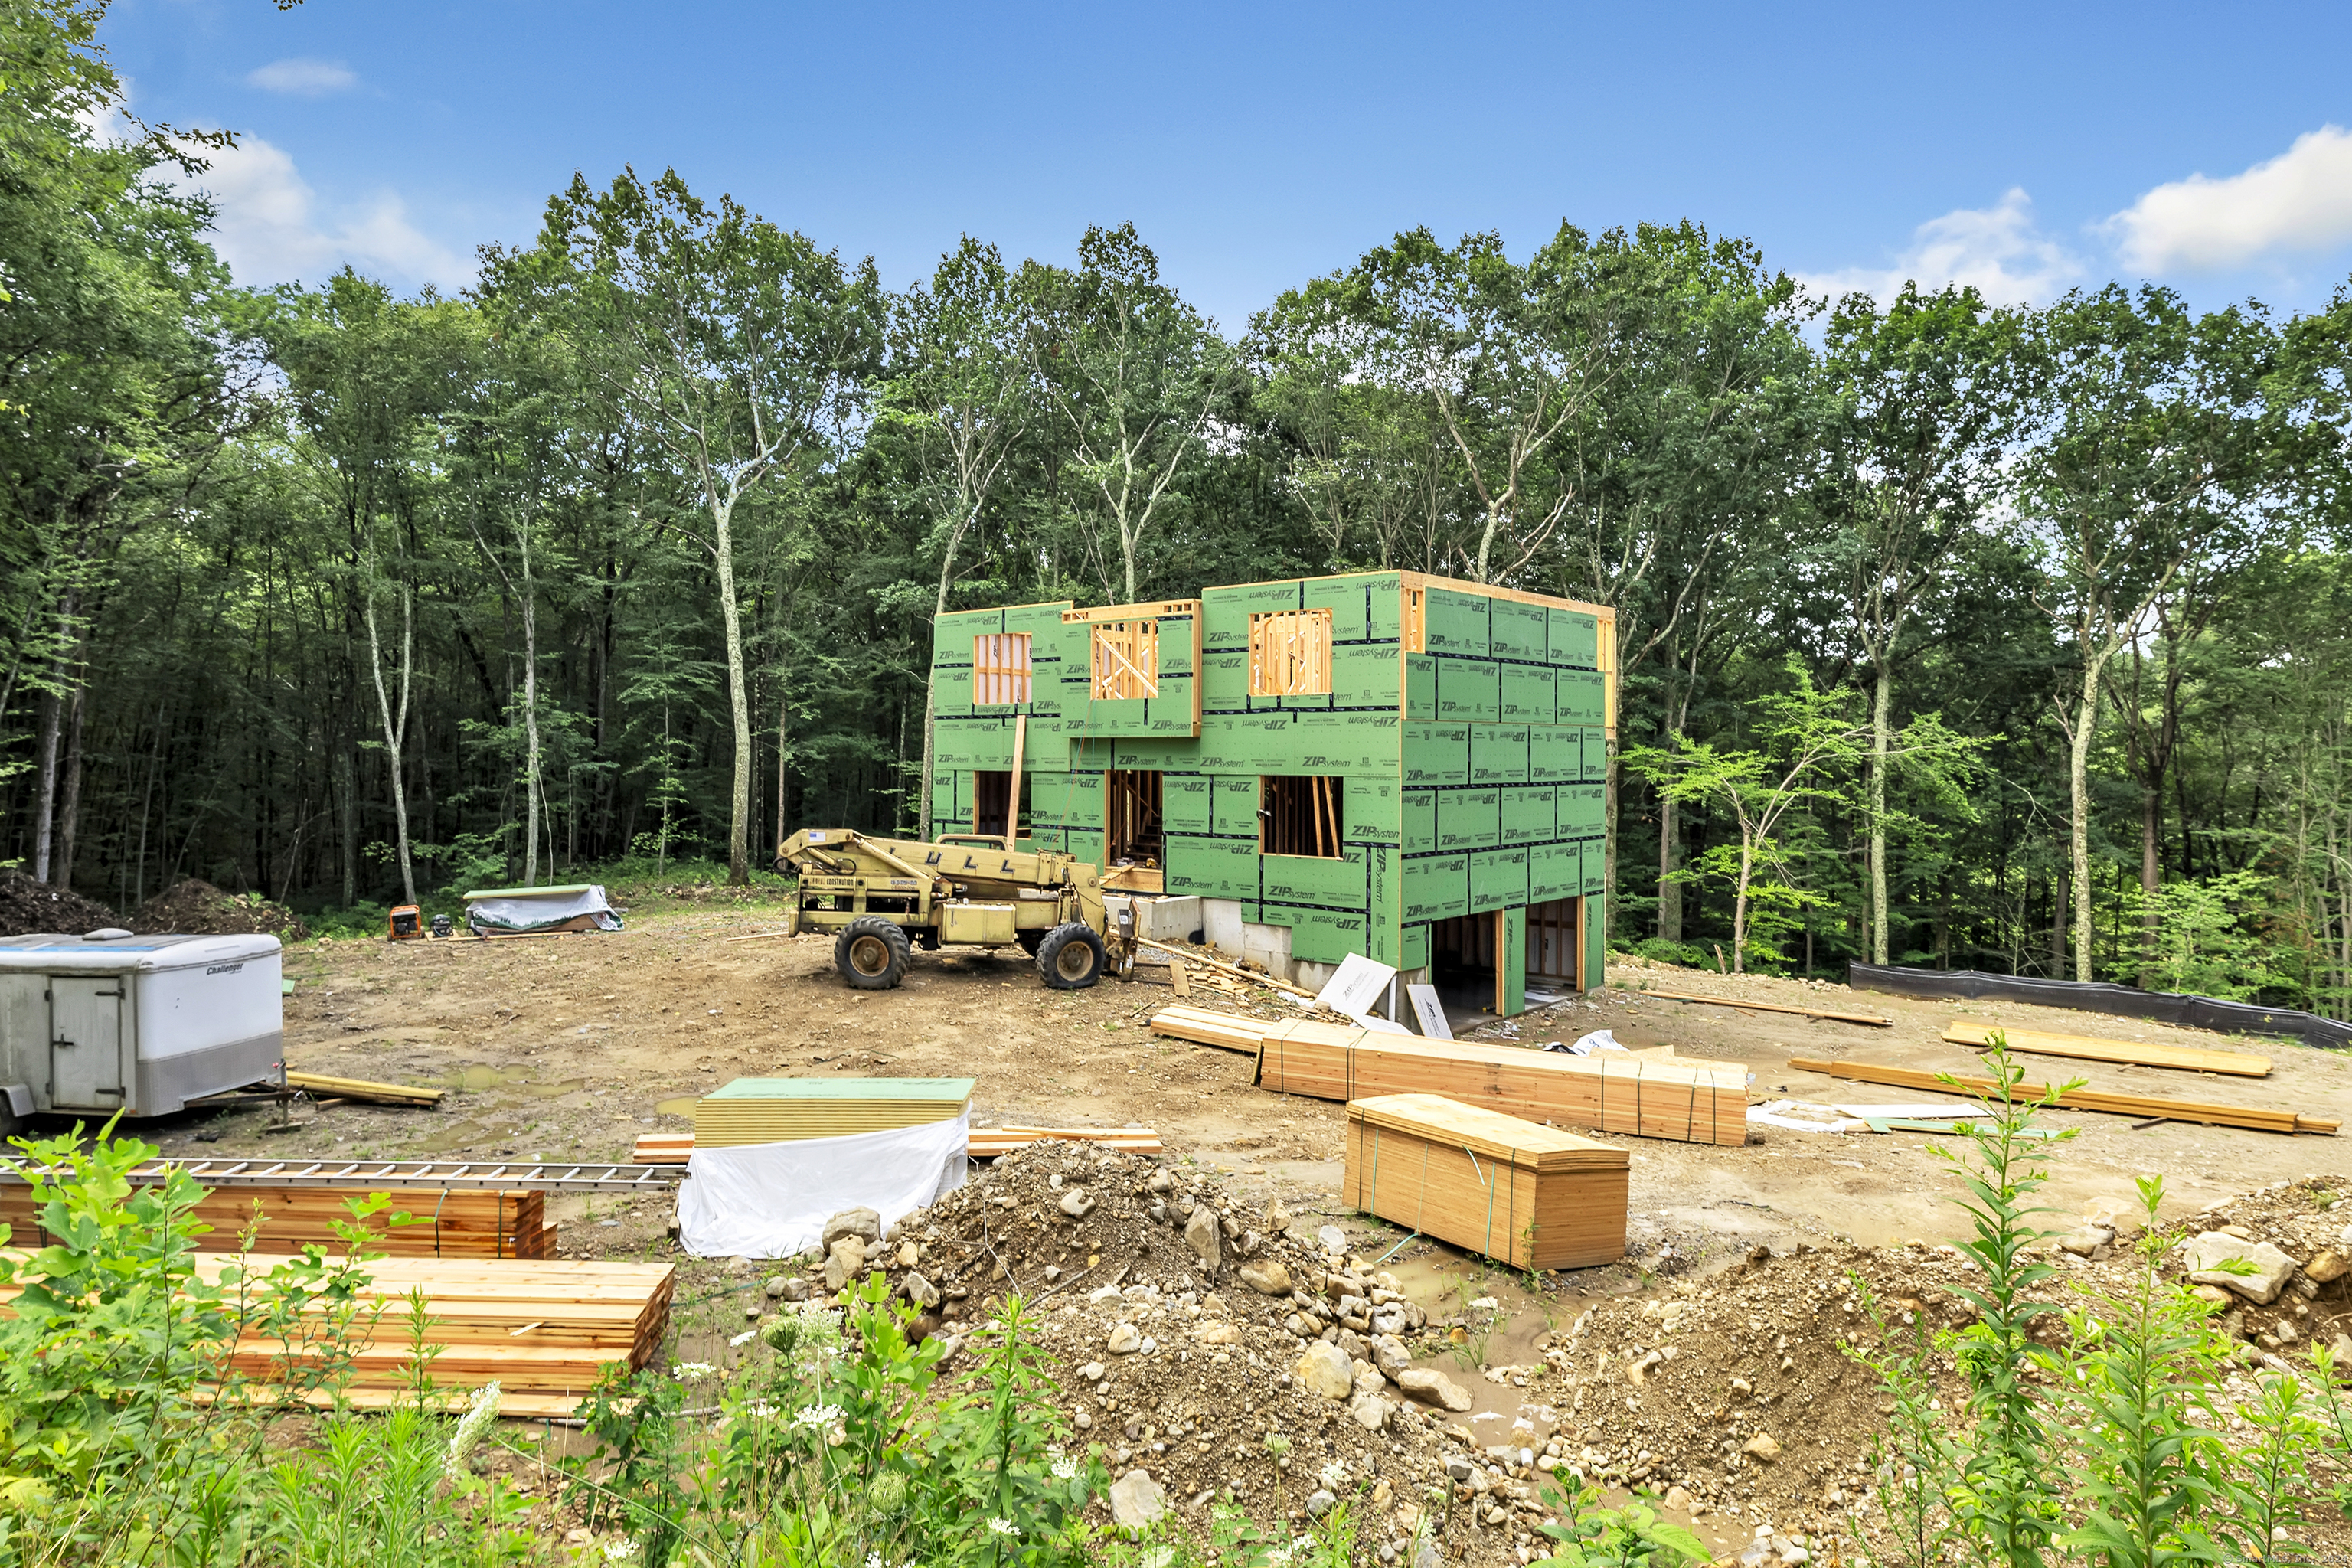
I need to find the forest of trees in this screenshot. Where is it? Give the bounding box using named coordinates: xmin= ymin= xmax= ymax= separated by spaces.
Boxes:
xmin=4 ymin=3 xmax=2349 ymax=1011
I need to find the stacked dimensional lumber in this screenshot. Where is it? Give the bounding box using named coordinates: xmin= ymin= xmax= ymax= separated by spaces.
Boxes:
xmin=1149 ymin=1004 xmax=1275 ymax=1054
xmin=0 ymin=1253 xmax=673 ymax=1419
xmin=1788 ymin=1057 xmax=2336 ymax=1135
xmin=1939 ymin=1021 xmax=2272 ymax=1077
xmin=1257 ymin=1019 xmax=1749 ymax=1146
xmin=1346 ymin=1094 xmax=1627 ymax=1269
xmin=0 ymin=1183 xmax=554 ymax=1258
xmin=692 ymin=1077 xmax=974 ymax=1148
xmin=635 ymin=1126 xmax=1161 ymax=1164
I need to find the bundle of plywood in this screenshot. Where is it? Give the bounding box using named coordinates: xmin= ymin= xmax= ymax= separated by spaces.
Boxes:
xmin=1344 ymin=1094 xmax=1628 ymax=1269
xmin=1148 ymin=1004 xmax=1279 ymax=1054
xmin=0 ymin=1183 xmax=555 ymax=1259
xmin=1256 ymin=1018 xmax=1749 ymax=1146
xmin=0 ymin=1252 xmax=675 ymax=1419
xmin=693 ymin=1077 xmax=974 ymax=1148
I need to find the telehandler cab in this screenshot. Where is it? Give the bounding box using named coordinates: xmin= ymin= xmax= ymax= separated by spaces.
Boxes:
xmin=773 ymin=829 xmax=1134 ymax=992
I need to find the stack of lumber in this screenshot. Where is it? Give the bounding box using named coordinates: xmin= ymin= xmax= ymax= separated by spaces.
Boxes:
xmin=0 ymin=1183 xmax=554 ymax=1258
xmin=692 ymin=1077 xmax=974 ymax=1148
xmin=0 ymin=1253 xmax=673 ymax=1419
xmin=1939 ymin=1021 xmax=2272 ymax=1076
xmin=1151 ymin=1004 xmax=1279 ymax=1054
xmin=1345 ymin=1094 xmax=1627 ymax=1269
xmin=635 ymin=1125 xmax=1162 ymax=1164
xmin=1256 ymin=1018 xmax=1749 ymax=1146
xmin=1788 ymin=1057 xmax=2336 ymax=1135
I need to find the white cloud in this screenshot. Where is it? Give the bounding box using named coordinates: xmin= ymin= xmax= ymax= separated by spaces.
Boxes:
xmin=245 ymin=57 xmax=358 ymax=98
xmin=2109 ymin=126 xmax=2352 ymax=273
xmin=1802 ymin=188 xmax=2082 ymax=308
xmin=185 ymin=135 xmax=474 ymax=291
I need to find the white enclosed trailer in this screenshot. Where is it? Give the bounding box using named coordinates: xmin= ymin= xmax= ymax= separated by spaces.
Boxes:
xmin=0 ymin=932 xmax=283 ymax=1125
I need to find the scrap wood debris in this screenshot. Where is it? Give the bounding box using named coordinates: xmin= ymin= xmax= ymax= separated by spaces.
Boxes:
xmin=1789 ymin=1057 xmax=2337 ymax=1135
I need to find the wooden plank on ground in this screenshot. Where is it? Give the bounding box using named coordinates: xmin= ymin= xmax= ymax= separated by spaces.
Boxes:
xmin=1786 ymin=1057 xmax=2335 ymax=1135
xmin=1148 ymin=1005 xmax=1272 ymax=1054
xmin=1640 ymin=989 xmax=1890 ymax=1027
xmin=1940 ymin=1021 xmax=2272 ymax=1077
xmin=283 ymin=1071 xmax=444 ymax=1106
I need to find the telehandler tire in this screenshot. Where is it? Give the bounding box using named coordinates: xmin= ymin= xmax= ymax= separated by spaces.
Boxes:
xmin=1035 ymin=923 xmax=1106 ymax=989
xmin=836 ymin=916 xmax=913 ymax=990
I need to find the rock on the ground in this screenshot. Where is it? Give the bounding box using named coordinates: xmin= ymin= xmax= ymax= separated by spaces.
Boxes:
xmin=1352 ymin=1364 xmax=1388 ymax=1400
xmin=2184 ymin=1231 xmax=2297 ymax=1304
xmin=1238 ymin=1258 xmax=1292 ymax=1296
xmin=1396 ymin=1367 xmax=1472 ymax=1412
xmin=823 ymin=1236 xmax=866 ymax=1292
xmin=2059 ymin=1226 xmax=2114 ymax=1258
xmin=1318 ymin=1224 xmax=1348 ymax=1255
xmin=1185 ymin=1205 xmax=1223 ymax=1269
xmin=1371 ymin=1334 xmax=1413 ymax=1378
xmin=1305 ymin=1488 xmax=1338 ymax=1519
xmin=1350 ymin=1393 xmax=1393 ymax=1431
xmin=2305 ymin=1248 xmax=2347 ymax=1284
xmin=1109 ymin=1468 xmax=1168 ymax=1530
xmin=822 ymin=1208 xmax=881 ymax=1248
xmin=1295 ymin=1339 xmax=1354 ymax=1400
xmin=1107 ymin=1322 xmax=1142 ymax=1354
xmin=902 ymin=1270 xmax=941 ymax=1308
xmin=1743 ymin=1433 xmax=1782 ymax=1462
xmin=1059 ymin=1188 xmax=1096 ymax=1219
xmin=1664 ymin=1485 xmax=1693 ymax=1513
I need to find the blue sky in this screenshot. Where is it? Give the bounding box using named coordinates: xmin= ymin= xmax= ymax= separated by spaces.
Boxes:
xmin=103 ymin=0 xmax=2352 ymax=331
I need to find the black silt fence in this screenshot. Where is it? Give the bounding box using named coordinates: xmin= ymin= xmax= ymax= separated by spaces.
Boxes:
xmin=1844 ymin=963 xmax=2352 ymax=1051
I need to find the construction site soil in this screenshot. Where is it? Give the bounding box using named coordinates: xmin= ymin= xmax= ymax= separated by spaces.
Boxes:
xmin=130 ymin=877 xmax=312 ymax=940
xmin=0 ymin=869 xmax=116 ymax=936
xmin=72 ymin=894 xmax=2352 ymax=1560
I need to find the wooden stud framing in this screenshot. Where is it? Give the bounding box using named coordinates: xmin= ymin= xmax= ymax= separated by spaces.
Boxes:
xmin=972 ymin=632 xmax=1031 ymax=707
xmin=1260 ymin=775 xmax=1343 ymax=859
xmin=1090 ymin=620 xmax=1161 ymax=700
xmin=1403 ymin=586 xmax=1426 ymax=653
xmin=1249 ymin=609 xmax=1332 ymax=697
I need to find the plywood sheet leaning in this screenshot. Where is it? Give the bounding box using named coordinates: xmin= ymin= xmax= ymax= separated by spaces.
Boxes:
xmin=1259 ymin=1020 xmax=1749 ymax=1146
xmin=1939 ymin=1021 xmax=2271 ymax=1077
xmin=692 ymin=1077 xmax=975 ymax=1148
xmin=0 ymin=1252 xmax=675 ymax=1420
xmin=1787 ymin=1057 xmax=2335 ymax=1136
xmin=1346 ymin=1093 xmax=1627 ymax=1269
xmin=0 ymin=1184 xmax=554 ymax=1258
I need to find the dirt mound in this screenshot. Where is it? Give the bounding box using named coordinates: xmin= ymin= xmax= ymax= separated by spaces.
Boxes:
xmin=132 ymin=880 xmax=309 ymax=941
xmin=0 ymin=870 xmax=117 ymax=936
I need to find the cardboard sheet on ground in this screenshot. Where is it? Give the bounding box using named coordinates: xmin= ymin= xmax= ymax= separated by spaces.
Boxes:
xmin=1315 ymin=953 xmax=1397 ymax=1020
xmin=1406 ymin=983 xmax=1452 ymax=1040
xmin=676 ymin=1112 xmax=970 ymax=1258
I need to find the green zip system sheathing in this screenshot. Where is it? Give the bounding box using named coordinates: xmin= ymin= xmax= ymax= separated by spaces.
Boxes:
xmin=926 ymin=574 xmax=1615 ymax=1011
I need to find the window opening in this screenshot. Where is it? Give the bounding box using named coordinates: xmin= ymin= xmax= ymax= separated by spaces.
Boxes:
xmin=1403 ymin=588 xmax=1425 ymax=653
xmin=1248 ymin=609 xmax=1332 ymax=696
xmin=1260 ymin=775 xmax=1343 ymax=858
xmin=1105 ymin=770 xmax=1164 ymax=865
xmin=973 ymin=632 xmax=1031 ymax=706
xmin=1091 ymin=621 xmax=1160 ymax=700
xmin=972 ymin=770 xmax=1031 ymax=841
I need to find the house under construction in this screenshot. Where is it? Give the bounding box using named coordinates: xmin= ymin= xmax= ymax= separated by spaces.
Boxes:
xmin=927 ymin=572 xmax=1615 ymax=1016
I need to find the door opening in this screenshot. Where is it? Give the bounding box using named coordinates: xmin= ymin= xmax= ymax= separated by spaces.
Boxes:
xmin=972 ymin=771 xmax=1031 ymax=841
xmin=1527 ymin=896 xmax=1584 ymax=991
xmin=1105 ymin=770 xmax=1164 ymax=866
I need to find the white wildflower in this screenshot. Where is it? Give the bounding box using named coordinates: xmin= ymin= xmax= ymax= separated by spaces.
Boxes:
xmin=988 ymin=1517 xmax=1018 ymax=1537
xmin=603 ymin=1536 xmax=640 ymax=1560
xmin=1051 ymin=1454 xmax=1082 ymax=1481
xmin=730 ymin=1328 xmax=757 ymax=1348
xmin=792 ymin=1403 xmax=845 ymax=1431
xmin=1318 ymin=1459 xmax=1348 ymax=1489
xmin=441 ymin=1381 xmax=501 ymax=1481
xmin=671 ymin=1361 xmax=717 ymax=1380
xmin=867 ymin=1556 xmax=884 ymax=1568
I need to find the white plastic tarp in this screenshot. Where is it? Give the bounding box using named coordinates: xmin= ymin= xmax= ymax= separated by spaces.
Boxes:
xmin=675 ymin=1113 xmax=971 ymax=1259
xmin=466 ymin=884 xmax=622 ymax=933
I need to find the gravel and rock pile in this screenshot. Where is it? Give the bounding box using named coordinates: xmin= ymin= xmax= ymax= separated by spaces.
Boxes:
xmin=758 ymin=1152 xmax=2352 ymax=1566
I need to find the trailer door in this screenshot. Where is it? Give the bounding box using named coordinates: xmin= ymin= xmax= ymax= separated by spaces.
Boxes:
xmin=49 ymin=975 xmax=125 ymax=1111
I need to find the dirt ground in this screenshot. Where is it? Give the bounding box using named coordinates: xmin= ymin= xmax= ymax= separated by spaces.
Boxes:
xmin=101 ymin=900 xmax=2352 ymax=1560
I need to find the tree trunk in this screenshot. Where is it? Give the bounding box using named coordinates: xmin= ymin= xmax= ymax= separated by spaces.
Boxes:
xmin=2138 ymin=783 xmax=2162 ymax=985
xmin=2050 ymin=865 xmax=2068 ymax=980
xmin=54 ymin=684 xmax=84 ymax=890
xmin=1656 ymin=789 xmax=1681 ymax=942
xmin=338 ymin=747 xmax=356 ymax=907
xmin=2068 ymin=658 xmax=2108 ymax=983
xmin=712 ymin=501 xmax=753 ymax=886
xmin=520 ymin=538 xmax=541 ymax=887
xmin=1731 ymin=841 xmax=1753 ymax=975
xmin=30 ymin=685 xmax=61 ymax=884
xmin=1869 ymin=661 xmax=1892 ymax=965
xmin=364 ymin=585 xmax=418 ymax=906
xmin=917 ymin=547 xmax=959 ymax=839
